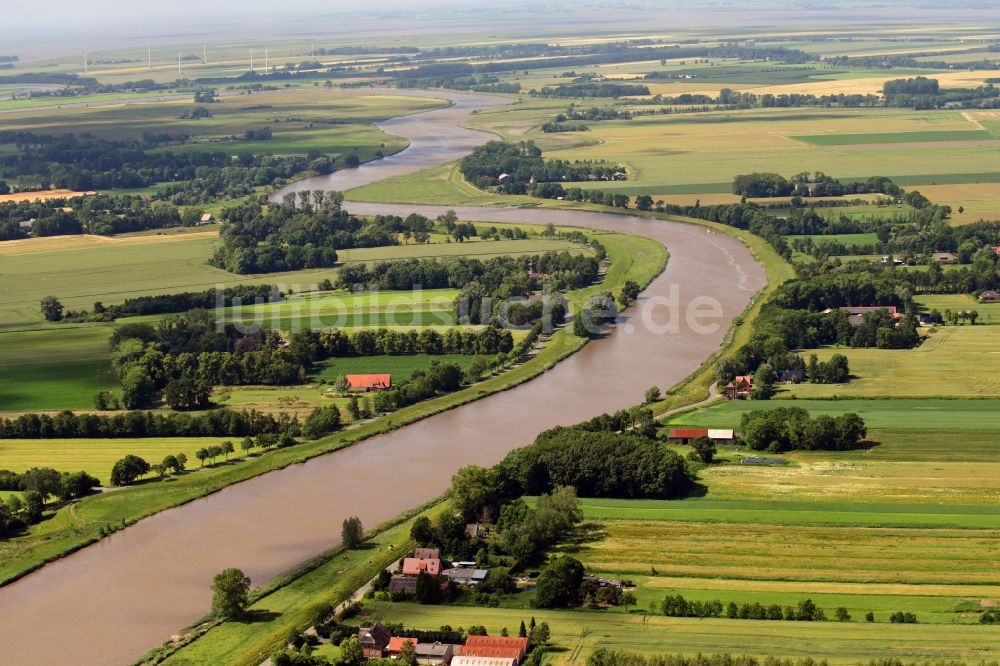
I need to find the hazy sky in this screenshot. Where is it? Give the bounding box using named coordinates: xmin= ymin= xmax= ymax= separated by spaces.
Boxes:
xmin=3 ymin=0 xmax=463 ymax=28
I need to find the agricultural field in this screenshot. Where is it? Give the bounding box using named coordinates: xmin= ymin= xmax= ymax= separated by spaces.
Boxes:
xmin=0 ymin=437 xmax=238 ymax=479
xmin=665 ymin=397 xmax=1000 ymax=431
xmin=0 ymin=232 xmax=581 ymax=327
xmin=0 ymin=326 xmax=113 ymax=411
xmin=547 ymin=107 xmax=1000 ymax=195
xmin=781 ymin=326 xmax=1000 ymax=398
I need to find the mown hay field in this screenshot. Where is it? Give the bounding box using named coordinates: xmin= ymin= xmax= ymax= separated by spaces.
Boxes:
xmin=782 ymin=326 xmax=1000 ymax=398
xmin=0 ymin=437 xmax=238 ymax=479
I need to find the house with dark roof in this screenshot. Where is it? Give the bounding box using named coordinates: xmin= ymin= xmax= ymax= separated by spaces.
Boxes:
xmin=839 ymin=306 xmax=902 ymax=327
xmin=779 ymin=368 xmax=805 ymax=383
xmin=358 ymin=622 xmax=391 ymax=658
xmin=441 ymin=567 xmax=489 ymax=586
xmin=346 ymin=374 xmax=392 ymax=391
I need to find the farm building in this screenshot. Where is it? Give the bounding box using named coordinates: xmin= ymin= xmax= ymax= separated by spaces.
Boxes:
xmin=932 ymin=252 xmax=958 ymax=263
xmin=358 ymin=622 xmax=392 ymax=658
xmin=198 ymin=213 xmax=214 ymax=225
xmin=725 ymin=375 xmax=753 ymax=400
xmin=462 ymin=636 xmax=529 ymax=663
xmin=441 ymin=567 xmax=489 ymax=586
xmin=452 ymin=657 xmax=517 ymax=666
xmin=980 ymin=290 xmax=1000 ymax=302
xmin=346 ymin=374 xmax=392 ymax=391
xmin=18 ymin=219 xmax=35 ymax=230
xmin=666 ymin=428 xmax=737 ymax=445
xmin=415 ymin=642 xmax=456 ymax=665
xmin=838 ymin=306 xmax=902 ymax=327
xmin=388 ymin=576 xmax=418 ymax=595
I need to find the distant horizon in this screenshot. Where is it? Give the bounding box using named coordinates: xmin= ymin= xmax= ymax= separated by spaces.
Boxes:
xmin=6 ymin=2 xmax=1000 ymax=62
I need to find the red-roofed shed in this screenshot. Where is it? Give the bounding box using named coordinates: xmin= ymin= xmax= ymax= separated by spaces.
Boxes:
xmin=346 ymin=374 xmax=391 ymax=391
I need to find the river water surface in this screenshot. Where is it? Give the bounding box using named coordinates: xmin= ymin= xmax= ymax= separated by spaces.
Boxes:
xmin=0 ymin=90 xmax=765 ymax=666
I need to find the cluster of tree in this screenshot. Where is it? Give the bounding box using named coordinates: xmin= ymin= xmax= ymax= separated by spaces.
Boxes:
xmin=0 ymin=408 xmax=294 ymax=439
xmin=542 ymin=105 xmax=631 ymax=132
xmin=370 ymin=361 xmax=464 ymax=412
xmin=739 ymin=407 xmax=867 ymax=453
xmin=0 ymin=193 xmax=210 ymax=241
xmin=0 ymin=467 xmax=101 ymax=500
xmin=889 ymin=612 xmax=919 ymax=624
xmin=661 ymin=594 xmax=827 ymax=621
xmin=534 ymin=83 xmax=650 ymax=98
xmin=882 ymin=76 xmax=999 ymax=109
xmin=732 ymin=172 xmax=901 ymax=199
xmin=0 ymin=491 xmax=45 ymax=537
xmin=398 ymin=72 xmax=521 ymax=93
xmin=498 ymin=426 xmax=694 ymax=500
xmin=339 ymin=251 xmax=600 ymax=300
xmin=574 ymin=291 xmax=619 ymax=338
xmin=460 ymin=141 xmax=625 ymax=194
xmin=179 ymin=106 xmax=213 ymax=119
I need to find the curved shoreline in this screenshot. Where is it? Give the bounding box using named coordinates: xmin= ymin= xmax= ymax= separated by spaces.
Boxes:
xmin=0 ymin=90 xmax=765 ymax=666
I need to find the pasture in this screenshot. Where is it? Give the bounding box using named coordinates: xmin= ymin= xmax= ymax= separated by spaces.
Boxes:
xmin=782 ymin=326 xmax=1000 ymax=398
xmin=917 ymin=294 xmax=1000 ymax=323
xmin=665 ymin=397 xmax=1000 ymax=431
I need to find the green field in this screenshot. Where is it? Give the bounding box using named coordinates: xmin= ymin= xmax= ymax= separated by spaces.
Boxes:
xmin=917 ymin=294 xmax=1000 ymax=323
xmin=666 ymin=397 xmax=1000 ymax=431
xmin=0 ymin=326 xmax=113 ymax=411
xmin=782 ymin=326 xmax=1000 ymax=398
xmin=790 ymin=232 xmax=879 ymax=246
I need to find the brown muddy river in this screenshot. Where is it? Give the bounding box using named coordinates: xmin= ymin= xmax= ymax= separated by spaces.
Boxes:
xmin=0 ymin=91 xmax=765 ymax=665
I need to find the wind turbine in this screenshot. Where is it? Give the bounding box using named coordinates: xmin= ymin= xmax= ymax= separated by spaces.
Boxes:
xmin=177 ymin=52 xmax=182 ymax=76
xmin=250 ymin=49 xmax=254 ymax=72
xmin=83 ymin=52 xmax=88 ymax=74
xmin=264 ymin=48 xmax=269 ymax=71
xmin=203 ymin=44 xmax=208 ymax=65
xmin=147 ymin=47 xmax=152 ymax=71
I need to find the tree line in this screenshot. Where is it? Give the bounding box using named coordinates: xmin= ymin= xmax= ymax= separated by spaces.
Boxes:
xmin=661 ymin=594 xmax=828 ymax=621
xmin=0 ymin=408 xmax=295 ymax=439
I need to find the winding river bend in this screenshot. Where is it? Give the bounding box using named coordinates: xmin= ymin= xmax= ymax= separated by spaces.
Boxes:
xmin=0 ymin=91 xmax=765 ymax=666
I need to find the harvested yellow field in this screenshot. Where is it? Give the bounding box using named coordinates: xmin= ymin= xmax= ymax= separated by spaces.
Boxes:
xmin=917 ymin=182 xmax=1000 ymax=224
xmin=0 ymin=230 xmax=219 ymax=256
xmin=752 ymin=70 xmax=999 ymax=96
xmin=0 ymin=189 xmax=94 ymax=203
